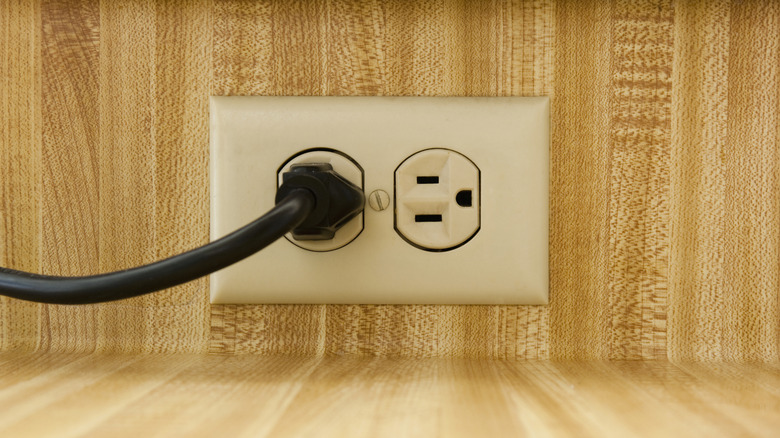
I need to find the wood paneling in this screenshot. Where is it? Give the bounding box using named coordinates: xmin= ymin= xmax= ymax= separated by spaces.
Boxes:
xmin=39 ymin=0 xmax=100 ymax=353
xmin=23 ymin=0 xmax=213 ymax=354
xmin=0 ymin=0 xmax=41 ymax=351
xmin=0 ymin=352 xmax=778 ymax=437
xmin=607 ymin=0 xmax=672 ymax=360
xmin=0 ymin=0 xmax=778 ymax=361
xmin=548 ymin=0 xmax=612 ymax=360
xmin=669 ymin=0 xmax=780 ymax=362
xmin=669 ymin=0 xmax=731 ymax=362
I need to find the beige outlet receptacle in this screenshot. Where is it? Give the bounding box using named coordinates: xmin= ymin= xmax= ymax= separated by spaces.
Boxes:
xmin=394 ymin=148 xmax=481 ymax=252
xmin=210 ymin=96 xmax=549 ymax=305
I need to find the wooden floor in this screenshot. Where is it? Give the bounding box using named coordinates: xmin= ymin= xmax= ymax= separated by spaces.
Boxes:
xmin=0 ymin=353 xmax=776 ymax=438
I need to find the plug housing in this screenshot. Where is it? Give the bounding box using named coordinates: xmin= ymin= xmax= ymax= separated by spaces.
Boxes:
xmin=276 ymin=163 xmax=365 ymax=241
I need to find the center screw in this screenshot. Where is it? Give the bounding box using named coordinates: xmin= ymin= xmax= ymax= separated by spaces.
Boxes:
xmin=368 ymin=189 xmax=391 ymax=212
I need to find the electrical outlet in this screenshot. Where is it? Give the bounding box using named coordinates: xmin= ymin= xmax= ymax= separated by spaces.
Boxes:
xmin=210 ymin=96 xmax=549 ymax=304
xmin=395 ymin=148 xmax=480 ymax=251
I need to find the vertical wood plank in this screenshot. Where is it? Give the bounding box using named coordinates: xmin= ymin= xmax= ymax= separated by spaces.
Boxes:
xmin=322 ymin=0 xmax=385 ymax=95
xmin=722 ymin=0 xmax=779 ymax=362
xmin=39 ymin=0 xmax=100 ymax=353
xmin=511 ymin=0 xmax=555 ymax=96
xmin=669 ymin=0 xmax=731 ymax=361
xmin=40 ymin=0 xmax=100 ymax=278
xmin=507 ymin=0 xmax=554 ymax=359
xmin=382 ymin=0 xmax=464 ymax=96
xmin=213 ymin=0 xmax=329 ymax=96
xmin=148 ymin=0 xmax=212 ymax=352
xmin=671 ymin=0 xmax=780 ymax=362
xmin=459 ymin=1 xmax=500 ymax=96
xmin=208 ymin=304 xmax=236 ymax=354
xmin=212 ymin=0 xmax=274 ymax=95
xmin=96 ymin=0 xmax=156 ymax=352
xmin=269 ymin=0 xmax=327 ymax=96
xmin=0 ymin=0 xmax=42 ymax=351
xmin=549 ymin=0 xmax=612 ymax=359
xmin=233 ymin=305 xmax=322 ymax=355
xmin=777 ymin=22 xmax=780 ymax=366
xmin=606 ymin=0 xmax=673 ymax=360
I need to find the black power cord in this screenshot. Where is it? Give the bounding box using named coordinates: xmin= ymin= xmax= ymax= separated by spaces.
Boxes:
xmin=0 ymin=189 xmax=315 ymax=305
xmin=0 ymin=162 xmax=365 ymax=305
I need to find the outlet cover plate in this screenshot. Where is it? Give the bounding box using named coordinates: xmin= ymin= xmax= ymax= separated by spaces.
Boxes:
xmin=210 ymin=96 xmax=549 ymax=305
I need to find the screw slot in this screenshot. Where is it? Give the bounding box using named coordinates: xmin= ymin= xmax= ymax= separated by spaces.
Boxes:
xmin=368 ymin=189 xmax=390 ymax=212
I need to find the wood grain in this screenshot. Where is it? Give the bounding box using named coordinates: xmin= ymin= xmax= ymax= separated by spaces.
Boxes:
xmin=670 ymin=0 xmax=731 ymax=361
xmin=0 ymin=0 xmax=41 ymax=351
xmin=606 ymin=0 xmax=672 ymax=360
xmin=0 ymin=0 xmax=778 ymax=360
xmin=721 ymin=0 xmax=779 ymax=362
xmin=669 ymin=0 xmax=780 ymax=362
xmin=40 ymin=0 xmax=100 ymax=354
xmin=549 ymin=0 xmax=613 ymax=360
xmin=0 ymin=352 xmax=777 ymax=437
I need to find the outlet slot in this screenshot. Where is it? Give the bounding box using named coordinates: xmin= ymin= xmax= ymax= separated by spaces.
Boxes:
xmin=456 ymin=190 xmax=473 ymax=207
xmin=417 ymin=176 xmax=439 ymax=184
xmin=415 ymin=214 xmax=443 ymax=223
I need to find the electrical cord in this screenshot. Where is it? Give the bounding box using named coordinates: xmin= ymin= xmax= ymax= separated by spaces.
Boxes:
xmin=0 ymin=189 xmax=315 ymax=305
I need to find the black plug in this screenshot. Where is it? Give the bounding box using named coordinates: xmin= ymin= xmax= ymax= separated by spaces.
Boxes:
xmin=275 ymin=163 xmax=365 ymax=241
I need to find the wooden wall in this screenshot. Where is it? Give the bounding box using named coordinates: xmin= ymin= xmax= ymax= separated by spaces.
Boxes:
xmin=0 ymin=0 xmax=778 ymax=361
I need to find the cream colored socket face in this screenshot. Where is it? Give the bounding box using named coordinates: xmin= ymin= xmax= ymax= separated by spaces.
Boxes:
xmin=395 ymin=149 xmax=480 ymax=251
xmin=210 ymin=96 xmax=550 ymax=305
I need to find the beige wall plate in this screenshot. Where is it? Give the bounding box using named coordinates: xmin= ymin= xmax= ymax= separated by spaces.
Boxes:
xmin=210 ymin=96 xmax=549 ymax=304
